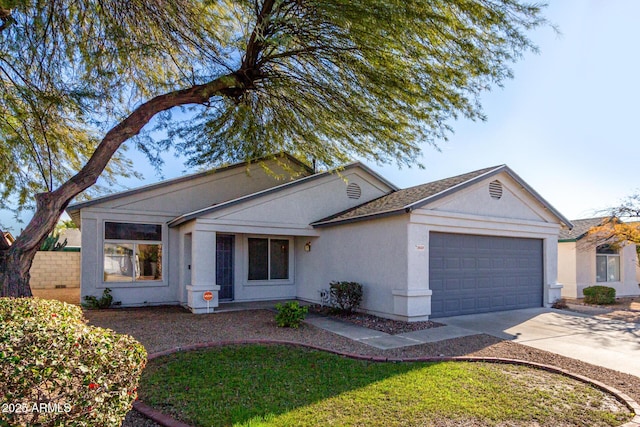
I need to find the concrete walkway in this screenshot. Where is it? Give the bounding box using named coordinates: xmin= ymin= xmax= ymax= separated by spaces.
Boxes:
xmin=306 ymin=308 xmax=640 ymax=377
xmin=305 ymin=314 xmax=477 ymax=350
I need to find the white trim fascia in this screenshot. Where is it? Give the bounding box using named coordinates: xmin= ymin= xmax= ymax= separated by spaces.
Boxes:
xmin=194 ymin=219 xmax=320 ymax=237
xmin=79 ymin=207 xmax=178 ymax=220
xmin=410 ymin=209 xmax=561 ymax=236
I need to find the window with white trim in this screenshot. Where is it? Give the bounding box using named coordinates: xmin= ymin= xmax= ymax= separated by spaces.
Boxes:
xmin=103 ymin=222 xmax=162 ymax=282
xmin=248 ymin=237 xmax=289 ymax=281
xmin=596 ymin=244 xmax=620 ymax=282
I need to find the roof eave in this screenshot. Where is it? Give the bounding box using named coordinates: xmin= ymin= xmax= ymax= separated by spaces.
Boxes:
xmin=405 ymin=165 xmax=574 ymax=230
xmin=168 ymin=162 xmax=391 ymax=228
xmin=311 ymin=208 xmax=408 ymax=228
xmin=67 ymin=152 xmax=313 ymax=213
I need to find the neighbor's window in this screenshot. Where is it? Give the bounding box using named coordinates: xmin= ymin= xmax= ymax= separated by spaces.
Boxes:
xmin=103 ymin=222 xmax=162 ymax=282
xmin=248 ymin=238 xmax=289 ymax=281
xmin=596 ymin=244 xmax=620 ymax=282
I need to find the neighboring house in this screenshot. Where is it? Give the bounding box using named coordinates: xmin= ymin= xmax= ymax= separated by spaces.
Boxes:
xmin=67 ymin=153 xmax=572 ymax=321
xmin=0 ymin=230 xmax=12 ymax=250
xmin=3 ymin=231 xmax=15 ymax=245
xmin=58 ymin=228 xmax=81 ymax=250
xmin=558 ymin=217 xmax=640 ymax=299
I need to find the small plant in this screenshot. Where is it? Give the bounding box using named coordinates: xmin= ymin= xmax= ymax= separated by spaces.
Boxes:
xmin=40 ymin=232 xmax=68 ymax=251
xmin=329 ymin=281 xmax=363 ymax=313
xmin=583 ymin=285 xmax=616 ymax=305
xmin=82 ymin=288 xmax=114 ymax=309
xmin=551 ymin=298 xmax=568 ymax=309
xmin=0 ymin=297 xmax=146 ymax=426
xmin=275 ymin=301 xmax=308 ymax=328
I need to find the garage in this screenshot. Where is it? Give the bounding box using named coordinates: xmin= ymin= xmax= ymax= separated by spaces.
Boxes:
xmin=429 ymin=232 xmax=543 ymax=318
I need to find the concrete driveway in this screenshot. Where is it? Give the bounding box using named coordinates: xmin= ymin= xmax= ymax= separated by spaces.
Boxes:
xmin=433 ymin=307 xmax=640 ymax=377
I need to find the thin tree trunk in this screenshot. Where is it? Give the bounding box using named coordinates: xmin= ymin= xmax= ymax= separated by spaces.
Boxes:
xmin=0 ymin=74 xmax=240 ymax=297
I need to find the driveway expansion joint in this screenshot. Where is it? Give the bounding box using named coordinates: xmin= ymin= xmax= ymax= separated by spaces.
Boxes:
xmin=135 ymin=339 xmax=640 ymax=427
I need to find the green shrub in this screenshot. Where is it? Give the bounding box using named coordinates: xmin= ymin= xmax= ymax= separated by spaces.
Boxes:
xmin=40 ymin=233 xmax=68 ymax=251
xmin=0 ymin=297 xmax=146 ymax=426
xmin=275 ymin=301 xmax=308 ymax=328
xmin=329 ymin=281 xmax=363 ymax=313
xmin=582 ymin=286 xmax=616 ymax=305
xmin=82 ymin=288 xmax=114 ymax=309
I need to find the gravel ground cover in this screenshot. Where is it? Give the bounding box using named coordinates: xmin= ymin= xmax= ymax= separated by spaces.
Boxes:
xmin=83 ymin=306 xmax=640 ymax=427
xmin=308 ymin=305 xmax=444 ymax=334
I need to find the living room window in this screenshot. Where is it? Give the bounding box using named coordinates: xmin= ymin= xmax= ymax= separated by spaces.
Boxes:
xmin=248 ymin=237 xmax=290 ymax=281
xmin=103 ymin=222 xmax=162 ymax=282
xmin=596 ymin=244 xmax=620 ymax=282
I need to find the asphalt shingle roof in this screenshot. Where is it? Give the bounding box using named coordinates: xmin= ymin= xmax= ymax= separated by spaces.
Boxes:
xmin=558 ymin=217 xmax=608 ymax=241
xmin=312 ymin=166 xmax=502 ymax=226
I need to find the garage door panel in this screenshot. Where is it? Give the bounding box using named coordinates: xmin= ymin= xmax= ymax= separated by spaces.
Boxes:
xmin=446 ymin=258 xmax=460 ymax=269
xmin=430 ymin=279 xmax=444 ymax=292
xmin=476 ymin=296 xmax=491 ymax=309
xmin=430 ymin=232 xmax=543 ymax=318
xmin=445 ymin=300 xmax=461 ymax=312
xmin=445 ymin=278 xmax=460 ymax=290
xmin=460 ymin=298 xmax=476 ymax=310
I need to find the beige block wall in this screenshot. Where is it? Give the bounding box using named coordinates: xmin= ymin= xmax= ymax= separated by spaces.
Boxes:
xmin=30 ymin=251 xmax=80 ymax=289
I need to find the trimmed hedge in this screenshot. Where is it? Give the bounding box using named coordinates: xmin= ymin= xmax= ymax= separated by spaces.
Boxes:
xmin=0 ymin=298 xmax=147 ymax=426
xmin=329 ymin=281 xmax=363 ymax=313
xmin=582 ymin=286 xmax=616 ymax=305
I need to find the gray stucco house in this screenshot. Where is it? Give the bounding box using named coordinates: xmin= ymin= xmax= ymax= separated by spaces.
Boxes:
xmin=558 ymin=217 xmax=640 ymax=299
xmin=67 ymin=153 xmax=572 ymax=321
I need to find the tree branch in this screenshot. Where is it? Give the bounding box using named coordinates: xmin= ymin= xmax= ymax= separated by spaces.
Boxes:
xmin=14 ymin=74 xmax=241 ymax=252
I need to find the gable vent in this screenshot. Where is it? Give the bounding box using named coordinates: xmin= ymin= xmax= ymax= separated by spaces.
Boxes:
xmin=346 ymin=183 xmax=362 ymax=199
xmin=489 ymin=180 xmax=503 ymax=200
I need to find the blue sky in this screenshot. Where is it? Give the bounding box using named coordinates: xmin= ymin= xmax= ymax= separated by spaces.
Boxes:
xmin=2 ymin=0 xmax=639 ymax=234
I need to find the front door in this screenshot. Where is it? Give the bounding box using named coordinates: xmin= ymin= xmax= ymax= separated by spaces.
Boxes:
xmin=216 ymin=234 xmax=234 ymax=301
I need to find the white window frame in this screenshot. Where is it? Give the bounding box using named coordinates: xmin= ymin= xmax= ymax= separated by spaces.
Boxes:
xmin=101 ymin=221 xmax=165 ymax=286
xmin=245 ymin=235 xmax=294 ymax=285
xmin=596 ymin=245 xmax=620 ymax=283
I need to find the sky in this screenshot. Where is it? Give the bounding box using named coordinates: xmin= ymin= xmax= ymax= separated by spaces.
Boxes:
xmin=2 ymin=0 xmax=639 ymax=234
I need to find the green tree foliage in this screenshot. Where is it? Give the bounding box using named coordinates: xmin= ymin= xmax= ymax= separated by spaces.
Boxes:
xmin=0 ymin=0 xmax=548 ymax=296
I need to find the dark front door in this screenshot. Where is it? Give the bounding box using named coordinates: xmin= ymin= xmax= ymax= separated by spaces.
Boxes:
xmin=216 ymin=235 xmax=234 ymax=301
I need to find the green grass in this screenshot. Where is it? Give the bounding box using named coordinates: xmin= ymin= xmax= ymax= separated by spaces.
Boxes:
xmin=139 ymin=344 xmax=631 ymax=427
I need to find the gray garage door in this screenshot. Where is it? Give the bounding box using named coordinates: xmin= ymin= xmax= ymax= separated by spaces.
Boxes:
xmin=429 ymin=232 xmax=543 ymax=318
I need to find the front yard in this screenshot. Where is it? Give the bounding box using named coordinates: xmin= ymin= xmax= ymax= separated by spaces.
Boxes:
xmin=140 ymin=344 xmax=630 ymax=427
xmin=82 ymin=307 xmax=640 ymax=427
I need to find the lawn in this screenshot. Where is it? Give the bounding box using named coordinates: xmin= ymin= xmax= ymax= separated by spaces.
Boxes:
xmin=139 ymin=344 xmax=631 ymax=427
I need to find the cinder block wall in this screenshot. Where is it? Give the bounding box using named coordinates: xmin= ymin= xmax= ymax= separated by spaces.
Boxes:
xmin=30 ymin=252 xmax=80 ymax=289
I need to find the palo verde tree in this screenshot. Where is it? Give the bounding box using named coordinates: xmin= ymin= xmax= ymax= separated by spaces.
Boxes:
xmin=0 ymin=0 xmax=548 ymax=297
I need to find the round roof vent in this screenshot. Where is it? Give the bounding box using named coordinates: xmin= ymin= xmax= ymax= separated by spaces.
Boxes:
xmin=489 ymin=180 xmax=503 ymax=200
xmin=346 ymin=182 xmax=361 ymax=199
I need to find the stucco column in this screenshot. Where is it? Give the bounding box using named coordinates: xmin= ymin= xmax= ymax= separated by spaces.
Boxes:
xmin=392 ymin=222 xmax=432 ymax=321
xmin=544 ymin=236 xmax=563 ymax=305
xmin=186 ymin=229 xmax=220 ymax=313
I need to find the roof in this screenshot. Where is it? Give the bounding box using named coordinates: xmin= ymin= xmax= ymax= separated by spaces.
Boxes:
xmin=167 ymin=162 xmax=398 ymax=227
xmin=66 ymin=152 xmax=314 ymax=214
xmin=557 ymin=217 xmax=619 ymax=242
xmin=312 ymin=165 xmax=573 ymax=229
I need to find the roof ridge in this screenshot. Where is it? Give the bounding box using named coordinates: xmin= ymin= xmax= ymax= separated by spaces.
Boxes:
xmin=398 ymin=165 xmax=504 ymax=193
xmin=67 ymin=152 xmax=312 ymax=212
